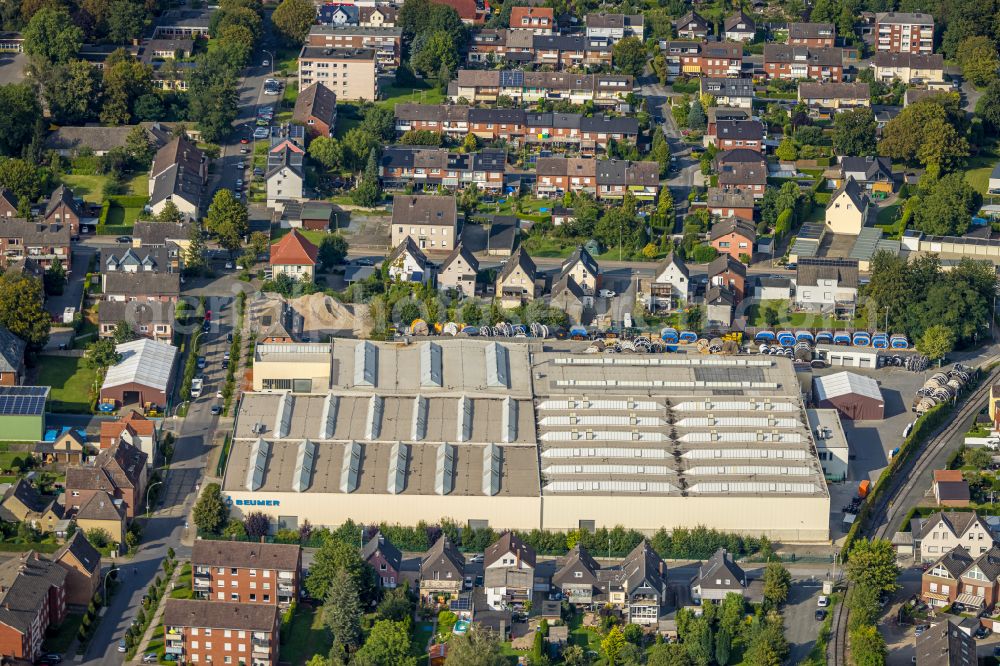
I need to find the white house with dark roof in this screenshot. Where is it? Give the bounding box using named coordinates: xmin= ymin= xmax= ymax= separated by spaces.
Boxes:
xmin=691 ymin=548 xmax=749 ymax=602
xmin=484 ymin=532 xmax=537 ymax=610
xmin=148 ymin=136 xmax=206 ymax=220
xmin=437 ymin=244 xmax=479 ymax=296
xmin=644 ymin=253 xmax=689 ymax=311
xmin=386 ymin=238 xmax=431 ymax=284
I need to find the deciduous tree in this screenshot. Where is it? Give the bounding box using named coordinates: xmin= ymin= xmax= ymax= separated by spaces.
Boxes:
xmin=308 ymin=136 xmax=343 ymax=171
xmin=833 ymin=107 xmax=876 ymax=155
xmin=352 ymin=620 xmax=414 ymax=666
xmin=318 ymin=234 xmax=348 ymax=271
xmin=913 ymin=173 xmax=981 ymax=236
xmin=23 ymin=7 xmax=82 ymax=66
xmin=958 ymin=35 xmax=1000 ymax=87
xmin=612 ymin=35 xmax=646 ymax=76
xmin=0 ymin=84 xmax=43 ymax=157
xmin=762 ymin=561 xmax=791 ymax=607
xmin=846 ymin=539 xmax=900 ymax=594
xmin=917 ymin=324 xmax=955 ymax=362
xmin=192 ymin=483 xmax=228 ymax=534
xmin=849 ymin=625 xmax=887 ymax=666
xmin=205 ymin=189 xmax=249 ymax=255
xmin=272 ymin=0 xmax=315 ymax=45
xmin=444 ymin=629 xmax=506 ymax=665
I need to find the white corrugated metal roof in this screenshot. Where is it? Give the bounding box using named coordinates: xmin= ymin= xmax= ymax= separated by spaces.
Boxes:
xmin=101 ymin=338 xmax=178 ymax=392
xmin=814 ymin=371 xmax=883 ymax=402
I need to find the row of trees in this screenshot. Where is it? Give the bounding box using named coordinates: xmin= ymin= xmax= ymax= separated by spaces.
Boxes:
xmin=845 ymin=539 xmax=899 ymax=666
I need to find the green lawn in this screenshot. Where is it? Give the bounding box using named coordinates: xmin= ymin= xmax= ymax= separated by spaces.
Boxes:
xmin=61 ymin=174 xmax=112 ymax=203
xmin=280 ymin=604 xmax=332 ymax=666
xmin=965 ymin=142 xmax=999 ymax=195
xmin=171 ymin=562 xmax=193 ymax=599
xmin=411 ymin=621 xmax=434 ymax=658
xmin=62 ymin=172 xmax=147 ymax=203
xmin=272 ymin=227 xmax=332 ymax=246
xmin=876 ymin=202 xmax=901 ymax=226
xmin=567 ymin=614 xmax=602 ymax=654
xmin=36 ymin=356 xmax=98 ymax=414
xmin=745 ymin=304 xmax=866 ymax=329
xmin=377 ymin=83 xmax=445 ymax=110
xmin=105 ymin=202 xmax=144 ymax=227
xmin=44 ymin=612 xmax=85 ymax=654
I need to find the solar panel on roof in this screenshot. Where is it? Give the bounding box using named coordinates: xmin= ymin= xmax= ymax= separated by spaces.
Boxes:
xmin=0 ymin=386 xmax=49 ymax=416
xmin=500 ymin=70 xmax=523 ymax=87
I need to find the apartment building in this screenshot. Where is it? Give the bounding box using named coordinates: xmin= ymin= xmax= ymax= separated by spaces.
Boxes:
xmin=390 ymin=194 xmax=458 ymax=251
xmin=875 ymin=12 xmax=934 ymax=54
xmin=379 ymin=147 xmax=506 ymax=192
xmin=716 ymin=150 xmax=768 ymax=198
xmin=450 ymin=69 xmax=633 ymax=106
xmin=298 ymin=47 xmax=378 ymax=101
xmin=674 ymin=11 xmax=709 ymax=39
xmin=163 ymin=600 xmax=280 ymax=666
xmin=596 ymin=159 xmax=659 ymax=200
xmin=305 ymin=26 xmax=401 ymax=70
xmin=148 ymin=136 xmax=206 ymax=221
xmin=191 ymin=541 xmax=301 ymax=607
xmin=535 ymin=156 xmax=597 ymax=195
xmin=764 ymin=45 xmax=844 ymax=81
xmin=65 ymin=440 xmax=148 ymax=519
xmin=663 ymin=41 xmax=743 ymax=78
xmin=0 ymin=219 xmax=71 ymax=273
xmin=394 ymin=103 xmax=470 ymax=136
xmin=359 ymin=5 xmax=397 ymax=28
xmin=787 ymin=22 xmax=836 ymax=47
xmin=0 ymin=552 xmax=67 ymax=661
xmin=586 ymin=13 xmax=644 ymax=43
xmin=42 ymin=185 xmax=83 ymax=237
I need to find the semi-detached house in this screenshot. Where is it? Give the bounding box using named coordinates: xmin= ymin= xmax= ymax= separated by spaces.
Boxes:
xmin=764 ymin=45 xmax=844 ymax=81
xmin=916 ymin=511 xmax=996 ymax=563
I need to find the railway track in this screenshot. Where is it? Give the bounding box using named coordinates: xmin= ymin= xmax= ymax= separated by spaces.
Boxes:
xmin=828 ymin=363 xmax=1000 ymax=665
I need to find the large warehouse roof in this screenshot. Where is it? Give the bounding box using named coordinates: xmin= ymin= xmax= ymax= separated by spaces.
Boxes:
xmin=224 ymin=341 xmax=831 ymax=539
xmin=813 ymin=371 xmax=882 ymax=402
xmin=102 ymin=339 xmax=178 ymax=391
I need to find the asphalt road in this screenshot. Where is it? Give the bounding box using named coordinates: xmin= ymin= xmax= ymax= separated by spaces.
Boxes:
xmin=85 ymin=301 xmax=232 ymax=666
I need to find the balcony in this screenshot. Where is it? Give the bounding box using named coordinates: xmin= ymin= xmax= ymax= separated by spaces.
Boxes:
xmin=252 ymin=639 xmax=270 ymax=653
xmin=193 ymin=577 xmax=210 ymax=588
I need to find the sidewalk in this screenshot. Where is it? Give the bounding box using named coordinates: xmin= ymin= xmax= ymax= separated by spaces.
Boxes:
xmin=131 ymin=562 xmax=185 ymax=662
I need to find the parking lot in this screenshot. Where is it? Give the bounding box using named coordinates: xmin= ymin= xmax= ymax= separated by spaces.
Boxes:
xmin=0 ymin=52 xmax=26 ymax=85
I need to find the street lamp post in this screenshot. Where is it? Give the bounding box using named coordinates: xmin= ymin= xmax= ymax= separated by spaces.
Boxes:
xmin=103 ymin=567 xmax=118 ymax=601
xmin=146 ymin=481 xmax=163 ymax=518
xmin=262 ymin=50 xmax=275 ymax=77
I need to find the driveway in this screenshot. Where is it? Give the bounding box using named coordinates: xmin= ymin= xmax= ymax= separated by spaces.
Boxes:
xmin=45 ymin=246 xmax=95 ymax=319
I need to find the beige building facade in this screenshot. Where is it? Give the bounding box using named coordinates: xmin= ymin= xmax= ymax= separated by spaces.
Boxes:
xmin=298 ymin=47 xmax=378 ymax=101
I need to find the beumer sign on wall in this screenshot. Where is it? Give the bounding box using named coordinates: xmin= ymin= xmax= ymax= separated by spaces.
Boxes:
xmin=221 ymin=338 xmax=832 ymax=542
